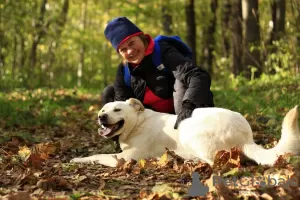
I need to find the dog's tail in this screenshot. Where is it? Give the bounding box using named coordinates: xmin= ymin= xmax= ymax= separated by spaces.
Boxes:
xmin=242 ymin=106 xmax=300 ymax=166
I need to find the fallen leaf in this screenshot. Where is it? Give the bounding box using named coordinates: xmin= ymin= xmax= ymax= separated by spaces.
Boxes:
xmin=138 ymin=159 xmax=146 ymax=169
xmin=213 ymin=148 xmax=241 ymax=170
xmin=37 ymin=176 xmax=72 ymax=191
xmin=157 ymin=152 xmax=168 ymax=166
xmin=88 ymin=105 xmax=95 ymax=111
xmin=24 ymin=153 xmax=45 ymax=169
xmin=73 ymin=174 xmax=87 ymax=185
xmin=116 ymin=157 xmax=126 ymax=167
xmin=213 ymin=150 xmax=230 ymax=169
xmin=99 ymin=179 xmax=105 ymax=190
xmin=222 ymin=167 xmax=239 ymax=177
xmin=193 ymin=162 xmax=213 ymax=179
xmin=165 ymin=148 xmax=184 ymax=164
xmin=132 ymin=166 xmax=142 ymax=174
xmin=8 ymin=136 xmax=22 ymax=147
xmin=7 ymin=191 xmax=31 ymax=200
xmin=287 ymin=155 xmax=300 ymax=167
xmin=215 ymin=180 xmax=235 ymax=199
xmin=151 ymin=183 xmax=173 ymax=194
xmin=121 ymin=159 xmax=137 ymax=173
xmin=18 ymin=146 xmax=31 ymax=161
xmin=260 ymin=193 xmax=273 ymax=200
xmin=33 ymin=142 xmax=57 ymax=157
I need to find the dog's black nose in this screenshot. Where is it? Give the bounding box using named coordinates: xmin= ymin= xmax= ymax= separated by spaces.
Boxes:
xmin=99 ymin=113 xmax=108 ymax=122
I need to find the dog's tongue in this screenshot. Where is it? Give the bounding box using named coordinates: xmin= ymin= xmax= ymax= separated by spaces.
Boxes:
xmin=99 ymin=124 xmax=117 ymax=136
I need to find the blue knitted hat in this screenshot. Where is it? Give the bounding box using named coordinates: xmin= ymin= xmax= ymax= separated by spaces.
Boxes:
xmin=104 ymin=17 xmax=143 ymax=51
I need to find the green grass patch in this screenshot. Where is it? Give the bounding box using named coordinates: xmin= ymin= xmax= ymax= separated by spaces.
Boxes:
xmin=212 ymin=73 xmax=299 ymax=119
xmin=0 ymin=74 xmax=298 ymax=132
xmin=212 ymin=73 xmax=299 ymax=137
xmin=0 ymin=88 xmax=100 ymax=127
xmin=0 ymin=131 xmax=39 ymax=145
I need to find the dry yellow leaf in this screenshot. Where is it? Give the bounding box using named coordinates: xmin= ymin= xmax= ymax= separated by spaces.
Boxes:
xmin=18 ymin=146 xmax=31 ymax=161
xmin=88 ymin=105 xmax=95 ymax=111
xmin=158 ymin=152 xmax=168 ymax=166
xmin=34 ymin=142 xmax=57 ymax=156
xmin=138 ymin=159 xmax=146 ymax=169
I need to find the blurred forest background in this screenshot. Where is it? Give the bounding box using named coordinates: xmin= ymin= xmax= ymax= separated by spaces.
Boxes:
xmin=1 ymin=0 xmax=299 ymax=91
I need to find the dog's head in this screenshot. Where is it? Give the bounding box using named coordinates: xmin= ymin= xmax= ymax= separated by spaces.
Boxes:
xmin=97 ymin=98 xmax=145 ymax=139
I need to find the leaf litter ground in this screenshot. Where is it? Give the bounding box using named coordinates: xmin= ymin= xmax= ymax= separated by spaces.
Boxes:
xmin=1 ymin=89 xmax=300 ymax=200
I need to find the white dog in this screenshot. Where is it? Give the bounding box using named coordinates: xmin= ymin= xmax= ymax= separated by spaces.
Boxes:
xmin=71 ymin=98 xmax=300 ymax=167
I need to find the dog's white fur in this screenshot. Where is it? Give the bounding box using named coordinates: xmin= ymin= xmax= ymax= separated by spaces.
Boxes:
xmin=71 ymin=98 xmax=300 ymax=167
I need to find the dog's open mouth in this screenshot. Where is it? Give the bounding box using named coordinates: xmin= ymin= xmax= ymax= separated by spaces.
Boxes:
xmin=99 ymin=120 xmax=124 ymax=137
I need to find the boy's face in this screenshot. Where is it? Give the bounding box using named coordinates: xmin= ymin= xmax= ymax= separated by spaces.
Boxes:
xmin=118 ymin=35 xmax=146 ymax=64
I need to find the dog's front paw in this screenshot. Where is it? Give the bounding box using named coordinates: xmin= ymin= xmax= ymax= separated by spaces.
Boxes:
xmin=70 ymin=157 xmax=85 ymax=163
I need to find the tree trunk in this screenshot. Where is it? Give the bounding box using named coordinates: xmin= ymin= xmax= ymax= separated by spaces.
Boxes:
xmin=17 ymin=32 xmax=26 ymax=84
xmin=269 ymin=0 xmax=285 ymax=43
xmin=162 ymin=0 xmax=172 ymax=35
xmin=78 ymin=0 xmax=87 ymax=87
xmin=103 ymin=43 xmax=112 ymax=87
xmin=267 ymin=0 xmax=286 ymax=73
xmin=202 ymin=0 xmax=218 ymax=74
xmin=0 ymin=30 xmax=5 ymax=78
xmin=231 ymin=0 xmax=243 ymax=76
xmin=12 ymin=35 xmax=17 ymax=81
xmin=47 ymin=0 xmax=69 ymax=87
xmin=185 ymin=0 xmax=197 ymax=65
xmin=19 ymin=35 xmax=26 ymax=70
xmin=222 ymin=0 xmax=231 ymax=58
xmin=242 ymin=0 xmax=262 ymax=79
xmin=0 ymin=1 xmax=6 ymax=80
xmin=101 ymin=1 xmax=113 ymax=88
xmin=291 ymin=0 xmax=300 ymax=74
xmin=0 ymin=3 xmax=5 ymax=80
xmin=29 ymin=0 xmax=48 ymax=85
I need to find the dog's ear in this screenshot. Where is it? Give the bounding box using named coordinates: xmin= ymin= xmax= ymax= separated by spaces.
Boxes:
xmin=126 ymin=98 xmax=145 ymax=111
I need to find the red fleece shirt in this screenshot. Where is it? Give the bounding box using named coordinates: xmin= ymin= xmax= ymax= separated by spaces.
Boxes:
xmin=131 ymin=35 xmax=174 ymax=113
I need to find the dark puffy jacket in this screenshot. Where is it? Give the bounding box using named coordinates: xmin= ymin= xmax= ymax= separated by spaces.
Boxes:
xmin=113 ymin=41 xmax=214 ymax=113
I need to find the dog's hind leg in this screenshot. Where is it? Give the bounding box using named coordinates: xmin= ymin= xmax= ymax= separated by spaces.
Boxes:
xmin=177 ymin=118 xmax=229 ymax=165
xmin=177 ymin=134 xmax=217 ymax=165
xmin=188 ymin=147 xmax=215 ymax=165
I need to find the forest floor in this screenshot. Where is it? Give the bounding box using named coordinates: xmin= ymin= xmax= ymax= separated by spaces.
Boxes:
xmin=0 ymin=84 xmax=300 ymax=199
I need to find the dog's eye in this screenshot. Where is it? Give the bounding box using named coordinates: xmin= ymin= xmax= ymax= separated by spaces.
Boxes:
xmin=113 ymin=108 xmax=121 ymax=112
